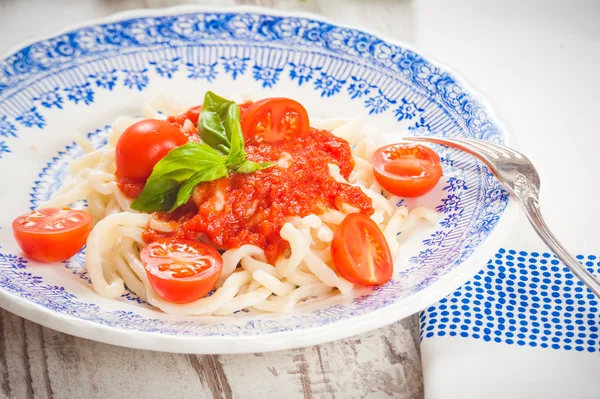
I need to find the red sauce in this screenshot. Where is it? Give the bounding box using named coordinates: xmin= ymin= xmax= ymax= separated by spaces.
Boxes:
xmin=166 ymin=105 xmax=202 ymax=127
xmin=125 ymin=106 xmax=374 ymax=262
xmin=165 ymin=102 xmax=251 ymax=134
xmin=116 ymin=176 xmax=144 ymax=199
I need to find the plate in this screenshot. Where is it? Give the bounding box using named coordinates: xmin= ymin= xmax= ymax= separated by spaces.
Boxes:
xmin=0 ymin=6 xmax=516 ymax=353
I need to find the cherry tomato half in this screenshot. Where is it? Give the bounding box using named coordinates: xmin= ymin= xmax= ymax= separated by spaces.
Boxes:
xmin=140 ymin=238 xmax=223 ymax=304
xmin=331 ymin=213 xmax=393 ymax=286
xmin=116 ymin=119 xmax=188 ymax=181
xmin=12 ymin=208 xmax=93 ymax=263
xmin=241 ymin=98 xmax=310 ymax=143
xmin=372 ymin=143 xmax=443 ymax=197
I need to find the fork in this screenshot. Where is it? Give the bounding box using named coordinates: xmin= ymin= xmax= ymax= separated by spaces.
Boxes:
xmin=405 ymin=136 xmax=600 ymax=298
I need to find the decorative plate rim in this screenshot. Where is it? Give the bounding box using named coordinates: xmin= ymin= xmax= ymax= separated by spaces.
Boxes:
xmin=0 ymin=5 xmax=518 ymax=354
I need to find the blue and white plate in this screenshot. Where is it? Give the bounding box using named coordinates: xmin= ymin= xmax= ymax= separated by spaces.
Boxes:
xmin=0 ymin=6 xmax=517 ymax=353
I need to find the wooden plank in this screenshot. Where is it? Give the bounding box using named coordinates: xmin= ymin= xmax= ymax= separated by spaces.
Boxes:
xmin=219 ymin=318 xmax=423 ymax=399
xmin=23 ymin=321 xmax=53 ymax=399
xmin=0 ymin=311 xmax=33 ymax=399
xmin=39 ymin=325 xmax=213 ymax=399
xmin=0 ymin=308 xmax=422 ymax=399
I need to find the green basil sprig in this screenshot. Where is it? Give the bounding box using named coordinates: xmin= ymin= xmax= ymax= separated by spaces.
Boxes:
xmin=131 ymin=91 xmax=273 ymax=212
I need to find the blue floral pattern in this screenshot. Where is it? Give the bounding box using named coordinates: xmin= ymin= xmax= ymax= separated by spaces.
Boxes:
xmin=0 ymin=10 xmax=510 ymax=338
xmin=289 ymin=63 xmax=319 ymax=86
xmin=64 ymin=83 xmax=94 ymax=105
xmin=252 ymin=65 xmax=283 ymax=88
xmin=90 ymin=70 xmax=118 ymax=90
xmin=347 ymin=77 xmax=375 ymax=99
xmin=423 ymin=231 xmax=449 ymax=247
xmin=123 ymin=69 xmax=149 ymax=91
xmin=34 ymin=87 xmax=63 ymax=109
xmin=393 ymin=50 xmax=421 ymax=74
xmin=150 ymin=57 xmax=180 ymax=78
xmin=0 ymin=116 xmax=17 ymax=138
xmin=221 ymin=56 xmax=249 ymax=80
xmin=436 ymin=194 xmax=462 ymax=213
xmin=395 ymin=98 xmax=424 ymax=121
xmin=441 ymin=155 xmax=456 ymax=168
xmin=440 ymin=209 xmax=464 ymax=229
xmin=314 ymin=72 xmax=345 ymax=97
xmin=0 ymin=13 xmax=502 ymax=142
xmin=444 ymin=177 xmax=468 ymax=192
xmin=0 ymin=253 xmax=28 ymax=269
xmin=413 ymin=63 xmax=444 ymax=93
xmin=408 ymin=116 xmax=432 ymax=135
xmin=16 ymin=107 xmax=45 ymax=128
xmin=187 ymin=62 xmax=218 ymax=81
xmin=329 ymin=29 xmax=375 ymax=56
xmin=364 ymin=92 xmax=396 ymax=115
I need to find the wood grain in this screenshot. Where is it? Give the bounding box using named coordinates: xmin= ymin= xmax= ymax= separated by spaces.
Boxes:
xmin=0 ymin=309 xmax=422 ymax=399
xmin=0 ymin=1 xmax=423 ymax=398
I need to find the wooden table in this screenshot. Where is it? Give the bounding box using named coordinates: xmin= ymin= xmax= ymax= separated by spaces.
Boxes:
xmin=0 ymin=1 xmax=424 ymax=398
xmin=0 ymin=310 xmax=422 ymax=398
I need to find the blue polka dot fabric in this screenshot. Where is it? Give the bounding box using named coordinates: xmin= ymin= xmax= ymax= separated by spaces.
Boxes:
xmin=420 ymin=249 xmax=600 ymax=352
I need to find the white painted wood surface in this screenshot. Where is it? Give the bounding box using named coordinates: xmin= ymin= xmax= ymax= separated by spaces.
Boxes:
xmin=0 ymin=310 xmax=423 ymax=398
xmin=0 ymin=1 xmax=424 ymax=398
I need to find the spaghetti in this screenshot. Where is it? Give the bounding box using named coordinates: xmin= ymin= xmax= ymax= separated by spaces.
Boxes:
xmin=36 ymin=95 xmax=439 ymax=315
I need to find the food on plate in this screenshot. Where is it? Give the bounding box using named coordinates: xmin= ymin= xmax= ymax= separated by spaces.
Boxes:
xmin=115 ymin=119 xmax=188 ymax=181
xmin=331 ymin=213 xmax=393 ymax=286
xmin=12 ymin=92 xmax=441 ymax=315
xmin=140 ymin=238 xmax=223 ymax=304
xmin=372 ymin=143 xmax=442 ymax=197
xmin=12 ymin=208 xmax=93 ymax=263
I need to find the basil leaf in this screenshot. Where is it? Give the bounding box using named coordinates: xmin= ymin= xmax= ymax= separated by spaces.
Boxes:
xmin=235 ymin=160 xmax=274 ymax=174
xmin=133 ymin=91 xmax=278 ymax=213
xmin=130 ymin=169 xmax=197 ymax=212
xmin=153 ymin=142 xmax=225 ymax=173
xmin=173 ymin=164 xmax=229 ymax=210
xmin=131 ymin=143 xmax=226 ymax=212
xmin=198 ymin=91 xmax=234 ymax=154
xmin=224 ymin=103 xmax=246 ymax=166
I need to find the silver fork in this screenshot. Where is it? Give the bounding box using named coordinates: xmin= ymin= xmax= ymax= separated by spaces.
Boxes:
xmin=405 ymin=136 xmax=600 ymax=297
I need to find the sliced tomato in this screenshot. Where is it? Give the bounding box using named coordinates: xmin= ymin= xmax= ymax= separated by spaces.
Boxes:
xmin=330 ymin=213 xmax=393 ymax=286
xmin=241 ymin=97 xmax=310 ymax=143
xmin=12 ymin=208 xmax=93 ymax=263
xmin=372 ymin=143 xmax=443 ymax=197
xmin=140 ymin=238 xmax=223 ymax=304
xmin=116 ymin=119 xmax=188 ymax=181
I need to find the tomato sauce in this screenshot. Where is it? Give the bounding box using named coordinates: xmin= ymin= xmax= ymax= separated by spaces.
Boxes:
xmin=126 ymin=107 xmax=374 ymax=263
xmin=116 ymin=176 xmax=145 ymax=199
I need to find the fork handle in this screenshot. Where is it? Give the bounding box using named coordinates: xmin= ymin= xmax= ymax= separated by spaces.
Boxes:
xmin=521 ymin=195 xmax=600 ymax=296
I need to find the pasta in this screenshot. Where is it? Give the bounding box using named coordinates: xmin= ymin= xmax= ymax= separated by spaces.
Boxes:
xmin=38 ymin=95 xmax=438 ymax=316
